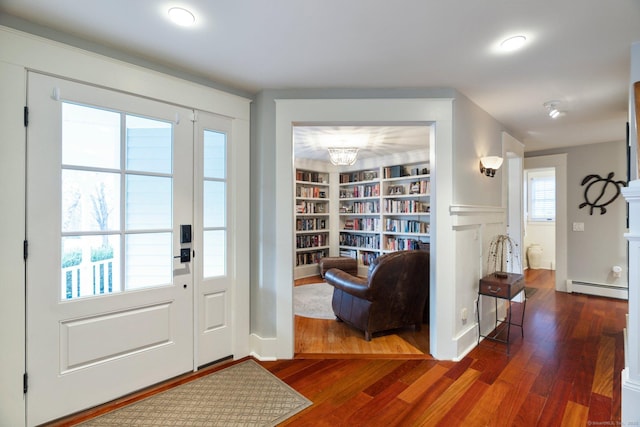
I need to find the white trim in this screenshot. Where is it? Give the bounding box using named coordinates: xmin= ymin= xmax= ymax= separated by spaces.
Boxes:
xmin=274 ymin=98 xmax=456 ymax=360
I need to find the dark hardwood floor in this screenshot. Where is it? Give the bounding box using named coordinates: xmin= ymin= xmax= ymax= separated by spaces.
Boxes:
xmin=47 ymin=269 xmax=627 ymax=426
xmin=267 ymin=269 xmax=628 ymax=426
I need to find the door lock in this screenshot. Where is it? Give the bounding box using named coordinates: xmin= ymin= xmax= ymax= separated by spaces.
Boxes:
xmin=174 ymin=248 xmax=191 ymax=263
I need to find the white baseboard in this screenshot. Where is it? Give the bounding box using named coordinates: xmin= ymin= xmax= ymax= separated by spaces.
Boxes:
xmin=568 ymin=280 xmax=628 ymax=300
xmin=249 ymin=334 xmax=280 ymax=360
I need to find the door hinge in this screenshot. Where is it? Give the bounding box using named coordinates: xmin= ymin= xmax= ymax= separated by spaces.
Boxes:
xmin=23 ymin=372 xmax=28 ymax=394
xmin=24 ymin=106 xmax=29 ymax=127
xmin=23 ymin=240 xmax=28 ymax=260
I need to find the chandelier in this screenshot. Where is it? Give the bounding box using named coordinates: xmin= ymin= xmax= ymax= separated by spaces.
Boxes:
xmin=327 ymin=148 xmax=359 ymax=166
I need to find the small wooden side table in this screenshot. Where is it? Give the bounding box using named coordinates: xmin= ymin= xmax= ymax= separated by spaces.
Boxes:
xmin=476 ymin=272 xmax=526 ymax=354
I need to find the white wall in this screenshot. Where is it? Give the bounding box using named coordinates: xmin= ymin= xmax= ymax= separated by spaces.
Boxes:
xmin=0 ymin=26 xmax=251 ymax=426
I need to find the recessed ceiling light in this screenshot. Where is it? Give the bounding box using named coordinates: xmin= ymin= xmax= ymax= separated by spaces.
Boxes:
xmin=168 ymin=7 xmax=195 ymax=26
xmin=500 ymin=35 xmax=527 ymax=52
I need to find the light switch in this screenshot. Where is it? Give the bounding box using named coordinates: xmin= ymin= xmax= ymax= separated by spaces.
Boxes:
xmin=572 ymin=222 xmax=584 ymax=232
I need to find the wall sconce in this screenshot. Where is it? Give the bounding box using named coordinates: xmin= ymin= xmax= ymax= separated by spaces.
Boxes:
xmin=479 ymin=156 xmax=503 ymax=177
xmin=328 ymin=147 xmax=359 ymax=165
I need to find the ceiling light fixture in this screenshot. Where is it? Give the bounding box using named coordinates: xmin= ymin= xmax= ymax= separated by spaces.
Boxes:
xmin=500 ymin=35 xmax=527 ymax=52
xmin=168 ymin=7 xmax=195 ymax=26
xmin=328 ymin=148 xmax=359 ymax=166
xmin=543 ymin=101 xmax=563 ymax=119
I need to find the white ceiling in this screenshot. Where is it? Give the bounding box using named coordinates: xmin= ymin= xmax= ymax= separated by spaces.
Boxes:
xmin=294 ymin=125 xmax=430 ymax=163
xmin=1 ymin=0 xmax=639 ymax=153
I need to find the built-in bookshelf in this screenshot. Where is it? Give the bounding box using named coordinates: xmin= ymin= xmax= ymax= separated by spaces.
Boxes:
xmin=381 ymin=165 xmax=430 ymax=252
xmin=293 ymin=162 xmax=430 ymax=277
xmin=338 ymin=163 xmax=430 ymax=267
xmin=295 ymin=169 xmax=330 ymax=277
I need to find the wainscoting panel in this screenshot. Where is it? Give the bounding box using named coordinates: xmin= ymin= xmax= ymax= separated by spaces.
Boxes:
xmin=450 ymin=205 xmax=506 ymax=358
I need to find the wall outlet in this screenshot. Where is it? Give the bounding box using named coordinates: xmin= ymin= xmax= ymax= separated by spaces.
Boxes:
xmin=572 ymin=222 xmax=584 ymax=232
xmin=461 ymin=307 xmax=468 ymax=321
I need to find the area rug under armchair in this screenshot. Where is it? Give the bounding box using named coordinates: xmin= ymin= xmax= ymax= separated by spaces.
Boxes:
xmin=293 ymin=282 xmax=335 ymax=320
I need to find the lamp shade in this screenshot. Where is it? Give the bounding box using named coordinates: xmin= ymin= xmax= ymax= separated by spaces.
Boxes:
xmin=480 ymin=156 xmax=503 ymax=170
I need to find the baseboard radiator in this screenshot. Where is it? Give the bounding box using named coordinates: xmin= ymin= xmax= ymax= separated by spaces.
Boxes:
xmin=567 ymin=280 xmax=628 ymax=300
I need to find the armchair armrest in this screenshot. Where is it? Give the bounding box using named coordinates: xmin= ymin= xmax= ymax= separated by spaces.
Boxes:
xmin=325 ymin=268 xmax=371 ymax=300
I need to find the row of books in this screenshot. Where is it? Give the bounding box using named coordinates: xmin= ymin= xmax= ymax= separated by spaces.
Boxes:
xmin=296 ymin=186 xmax=327 ymax=199
xmin=340 ymin=200 xmax=380 ymax=214
xmin=296 ymin=170 xmax=328 ymax=184
xmin=339 ymin=249 xmax=357 ymax=258
xmin=360 ymin=251 xmax=379 ymax=266
xmin=296 ymin=233 xmax=328 ymax=249
xmin=384 ymin=219 xmax=430 ymax=234
xmin=384 ymin=238 xmax=427 ymax=251
xmin=339 ymin=170 xmax=378 ymax=183
xmin=296 ymin=218 xmax=327 ymax=231
xmin=339 ymin=183 xmax=380 ymax=199
xmin=343 ymin=217 xmax=380 ymax=232
xmin=339 ymin=233 xmax=380 ymax=249
xmin=296 ymin=201 xmax=327 ymax=214
xmin=383 ymin=165 xmax=430 ymax=179
xmin=296 ymin=250 xmax=327 ymax=266
xmin=384 ymin=200 xmax=430 ymax=214
xmin=386 ymin=180 xmax=430 ymax=196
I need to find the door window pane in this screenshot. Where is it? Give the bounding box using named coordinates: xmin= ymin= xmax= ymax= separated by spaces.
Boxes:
xmin=62 ymin=103 xmax=120 ymax=169
xmin=204 ymin=130 xmax=225 ymax=179
xmin=61 ymin=235 xmax=120 ymax=299
xmin=126 ymin=175 xmax=172 ymax=230
xmin=203 ymin=230 xmax=225 ymax=277
xmin=62 ymin=170 xmax=120 ymax=233
xmin=126 ymin=115 xmax=172 ymax=174
xmin=126 ymin=233 xmax=172 ymax=290
xmin=203 ymin=181 xmax=225 ymax=228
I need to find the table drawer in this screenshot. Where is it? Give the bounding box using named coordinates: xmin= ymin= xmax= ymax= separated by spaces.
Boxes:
xmin=479 ymin=277 xmax=524 ymax=299
xmin=480 ymin=282 xmax=510 ymax=298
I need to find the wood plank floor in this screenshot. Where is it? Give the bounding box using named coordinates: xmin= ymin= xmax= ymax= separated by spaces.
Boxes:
xmin=47 ymin=269 xmax=628 ymax=426
xmin=268 ymin=269 xmax=628 ymax=425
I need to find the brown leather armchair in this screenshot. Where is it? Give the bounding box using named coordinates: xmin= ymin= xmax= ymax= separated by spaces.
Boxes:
xmin=324 ymin=250 xmax=430 ymax=341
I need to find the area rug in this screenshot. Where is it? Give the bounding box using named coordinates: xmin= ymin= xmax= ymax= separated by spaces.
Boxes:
xmin=80 ymin=360 xmax=312 ymax=426
xmin=294 ymin=282 xmax=335 ymax=319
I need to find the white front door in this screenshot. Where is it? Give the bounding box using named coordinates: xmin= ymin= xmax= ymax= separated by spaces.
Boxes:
xmin=25 ymin=73 xmax=199 ymax=425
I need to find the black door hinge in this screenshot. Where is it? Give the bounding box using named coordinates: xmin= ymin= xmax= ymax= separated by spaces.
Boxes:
xmin=24 ymin=106 xmax=29 ymax=127
xmin=23 ymin=372 xmax=28 ymax=394
xmin=23 ymin=240 xmax=28 ymax=260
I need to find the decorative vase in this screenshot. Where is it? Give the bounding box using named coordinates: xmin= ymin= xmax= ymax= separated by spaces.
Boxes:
xmin=527 ymin=244 xmax=543 ymax=269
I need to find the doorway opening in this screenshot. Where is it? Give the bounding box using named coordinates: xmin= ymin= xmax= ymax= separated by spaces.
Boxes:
xmin=292 ymin=123 xmax=432 ymax=356
xmin=523 ymin=167 xmax=557 ymax=271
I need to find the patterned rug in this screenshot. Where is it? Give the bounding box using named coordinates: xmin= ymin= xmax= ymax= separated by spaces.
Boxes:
xmin=80 ymin=360 xmax=312 ymax=426
xmin=294 ymin=282 xmax=335 ymax=319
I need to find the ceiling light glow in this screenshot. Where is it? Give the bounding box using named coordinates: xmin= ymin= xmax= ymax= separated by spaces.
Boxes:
xmin=543 ymin=101 xmax=564 ymax=119
xmin=500 ymin=35 xmax=527 ymax=51
xmin=168 ymin=7 xmax=195 ymax=26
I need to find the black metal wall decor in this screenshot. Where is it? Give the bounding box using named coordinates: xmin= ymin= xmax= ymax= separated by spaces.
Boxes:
xmin=579 ymin=172 xmax=626 ymax=215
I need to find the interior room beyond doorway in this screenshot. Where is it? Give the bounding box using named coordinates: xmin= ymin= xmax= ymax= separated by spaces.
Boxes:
xmin=292 ymin=124 xmax=432 ymax=356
